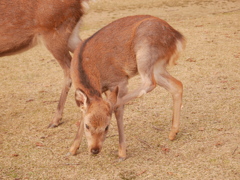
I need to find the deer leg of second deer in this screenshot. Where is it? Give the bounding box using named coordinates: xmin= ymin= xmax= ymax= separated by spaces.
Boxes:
xmin=43 ymin=31 xmax=73 ymax=128
xmin=48 ymin=60 xmax=72 ymax=128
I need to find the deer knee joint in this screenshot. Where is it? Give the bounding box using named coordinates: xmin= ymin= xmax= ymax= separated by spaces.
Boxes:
xmin=138 ymin=90 xmax=147 ymax=97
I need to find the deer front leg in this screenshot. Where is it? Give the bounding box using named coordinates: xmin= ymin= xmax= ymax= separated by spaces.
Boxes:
xmin=69 ymin=119 xmax=84 ymax=155
xmin=115 ymin=105 xmax=126 ymax=160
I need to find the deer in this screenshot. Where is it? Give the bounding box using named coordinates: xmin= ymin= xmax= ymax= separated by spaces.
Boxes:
xmin=0 ymin=0 xmax=89 ymax=128
xmin=69 ymin=15 xmax=186 ymax=160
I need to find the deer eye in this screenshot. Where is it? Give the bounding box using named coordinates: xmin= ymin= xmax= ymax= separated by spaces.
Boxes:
xmin=105 ymin=125 xmax=109 ymax=131
xmin=85 ymin=124 xmax=90 ymax=130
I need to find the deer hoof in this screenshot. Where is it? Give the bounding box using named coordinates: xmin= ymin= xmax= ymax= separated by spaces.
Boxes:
xmin=48 ymin=122 xmax=64 ymax=128
xmin=118 ymin=157 xmax=126 ymax=162
xmin=66 ymin=152 xmax=72 ymax=156
xmin=169 ymin=131 xmax=178 ymax=141
xmin=48 ymin=123 xmax=58 ymax=128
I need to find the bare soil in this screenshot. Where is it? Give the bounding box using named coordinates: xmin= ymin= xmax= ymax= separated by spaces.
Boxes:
xmin=0 ymin=0 xmax=240 ymax=179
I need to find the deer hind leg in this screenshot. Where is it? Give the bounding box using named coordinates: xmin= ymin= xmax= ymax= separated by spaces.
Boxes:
xmin=153 ymin=61 xmax=183 ymax=140
xmin=49 ymin=64 xmax=72 ymax=128
xmin=41 ymin=31 xmax=72 ymax=128
xmin=118 ymin=48 xmax=157 ymax=106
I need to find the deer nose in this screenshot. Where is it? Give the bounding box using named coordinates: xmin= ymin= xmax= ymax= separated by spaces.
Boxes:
xmin=91 ymin=148 xmax=100 ymax=154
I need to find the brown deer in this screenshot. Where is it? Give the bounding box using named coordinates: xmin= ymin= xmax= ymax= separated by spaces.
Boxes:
xmin=70 ymin=15 xmax=186 ymax=160
xmin=0 ymin=0 xmax=88 ymax=127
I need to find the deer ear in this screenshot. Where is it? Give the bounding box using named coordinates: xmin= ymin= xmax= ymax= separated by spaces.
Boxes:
xmin=75 ymin=89 xmax=88 ymax=108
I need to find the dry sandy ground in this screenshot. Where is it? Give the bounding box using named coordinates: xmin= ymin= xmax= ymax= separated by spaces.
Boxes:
xmin=0 ymin=0 xmax=240 ymax=179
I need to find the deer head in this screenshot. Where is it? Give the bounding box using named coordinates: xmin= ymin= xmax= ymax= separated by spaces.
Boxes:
xmin=75 ymin=88 xmax=118 ymax=154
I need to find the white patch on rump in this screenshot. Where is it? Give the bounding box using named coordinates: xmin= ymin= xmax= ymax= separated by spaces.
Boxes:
xmin=68 ymin=19 xmax=82 ymax=52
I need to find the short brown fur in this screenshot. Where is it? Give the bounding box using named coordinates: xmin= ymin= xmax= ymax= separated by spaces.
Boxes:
xmin=70 ymin=15 xmax=186 ymax=159
xmin=0 ymin=0 xmax=87 ymax=127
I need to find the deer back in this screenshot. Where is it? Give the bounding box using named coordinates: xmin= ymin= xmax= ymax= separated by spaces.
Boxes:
xmin=0 ymin=0 xmax=84 ymax=56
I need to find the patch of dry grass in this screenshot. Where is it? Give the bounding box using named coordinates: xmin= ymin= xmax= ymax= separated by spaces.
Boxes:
xmin=1 ymin=0 xmax=240 ymax=179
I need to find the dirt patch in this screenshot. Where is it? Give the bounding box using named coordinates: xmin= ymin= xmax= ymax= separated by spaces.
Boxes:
xmin=1 ymin=0 xmax=240 ymax=179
